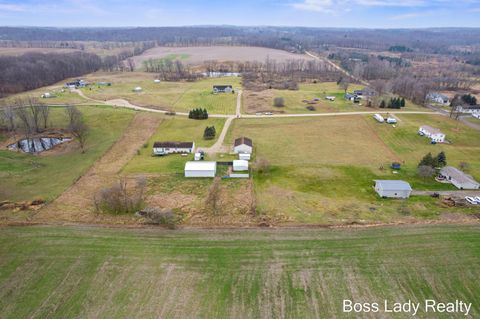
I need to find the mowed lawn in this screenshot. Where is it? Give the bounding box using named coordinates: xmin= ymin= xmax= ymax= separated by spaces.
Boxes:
xmin=0 ymin=105 xmax=134 ymax=202
xmin=0 ymin=225 xmax=479 ymax=319
xmin=244 ymin=82 xmax=425 ymax=114
xmin=123 ymin=116 xmax=226 ymax=174
xmin=79 ymin=72 xmax=240 ymax=114
xmin=227 ymin=115 xmax=480 ymax=223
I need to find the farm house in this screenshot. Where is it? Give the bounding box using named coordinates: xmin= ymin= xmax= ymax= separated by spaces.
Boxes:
xmin=153 ymin=142 xmax=195 ymax=156
xmin=418 ymin=125 xmax=445 ymax=143
xmin=213 ymin=85 xmax=233 ymax=93
xmin=184 ymin=161 xmax=217 ymax=178
xmin=439 ymin=166 xmax=480 ymax=190
xmin=374 ymin=180 xmax=412 ymax=199
xmin=233 ymin=137 xmax=253 ymax=154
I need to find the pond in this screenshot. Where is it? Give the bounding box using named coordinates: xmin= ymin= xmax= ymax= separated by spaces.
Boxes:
xmin=8 ymin=137 xmax=72 ymax=153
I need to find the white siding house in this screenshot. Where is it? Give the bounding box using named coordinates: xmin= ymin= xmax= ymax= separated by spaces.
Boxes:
xmin=458 ymin=105 xmax=480 ymax=115
xmin=213 ymin=85 xmax=233 ymax=93
xmin=374 ymin=180 xmax=412 ymax=199
xmin=233 ymin=137 xmax=253 ymax=154
xmin=418 ymin=125 xmax=445 ymax=143
xmin=426 ymin=92 xmax=449 ymax=105
xmin=439 ymin=166 xmax=480 ymax=190
xmin=153 ymin=142 xmax=195 ymax=156
xmin=184 ymin=161 xmax=217 ymax=178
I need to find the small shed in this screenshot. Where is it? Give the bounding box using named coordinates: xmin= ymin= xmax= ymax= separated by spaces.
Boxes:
xmin=233 ymin=137 xmax=253 ymax=154
xmin=239 ymin=153 xmax=251 ymax=161
xmin=154 ymin=79 xmax=161 ymax=83
xmin=185 ymin=161 xmax=216 ymax=178
xmin=133 ymin=86 xmax=143 ymax=92
xmin=439 ymin=166 xmax=480 ymax=190
xmin=374 ymin=180 xmax=412 ymax=198
xmin=233 ymin=160 xmax=249 ymax=172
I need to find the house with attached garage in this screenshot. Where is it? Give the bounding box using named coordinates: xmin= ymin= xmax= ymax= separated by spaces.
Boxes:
xmin=233 ymin=137 xmax=253 ymax=154
xmin=153 ymin=141 xmax=195 ymax=156
xmin=439 ymin=166 xmax=480 ymax=190
xmin=213 ymin=85 xmax=234 ymax=94
xmin=418 ymin=125 xmax=446 ymax=143
xmin=353 ymin=87 xmax=376 ymax=98
xmin=374 ymin=180 xmax=412 ymax=199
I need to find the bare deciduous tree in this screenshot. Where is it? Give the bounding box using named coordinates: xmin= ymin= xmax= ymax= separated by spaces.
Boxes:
xmin=65 ymin=105 xmax=88 ymax=153
xmin=417 ymin=165 xmax=436 ymax=181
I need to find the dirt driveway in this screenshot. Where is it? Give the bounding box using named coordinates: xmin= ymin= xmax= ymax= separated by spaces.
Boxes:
xmin=34 ymin=113 xmax=161 ymax=223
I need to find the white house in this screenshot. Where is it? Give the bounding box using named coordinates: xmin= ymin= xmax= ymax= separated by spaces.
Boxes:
xmin=233 ymin=160 xmax=249 ymax=172
xmin=439 ymin=166 xmax=480 ymax=190
xmin=458 ymin=105 xmax=480 ymax=115
xmin=374 ymin=180 xmax=412 ymax=199
xmin=185 ymin=161 xmax=217 ymax=178
xmin=213 ymin=85 xmax=233 ymax=94
xmin=233 ymin=137 xmax=253 ymax=154
xmin=153 ymin=142 xmax=195 ymax=156
xmin=427 ymin=92 xmax=449 ymax=105
xmin=418 ymin=125 xmax=446 ymax=143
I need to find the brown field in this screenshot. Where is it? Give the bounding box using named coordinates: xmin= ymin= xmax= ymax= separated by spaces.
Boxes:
xmin=132 ymin=46 xmax=315 ymax=68
xmin=0 ymin=47 xmax=80 ymax=56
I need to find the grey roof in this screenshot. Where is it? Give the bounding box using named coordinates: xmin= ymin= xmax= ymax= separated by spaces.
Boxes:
xmin=420 ymin=125 xmax=443 ymax=135
xmin=440 ymin=166 xmax=479 ymax=185
xmin=375 ymin=180 xmax=412 ymax=191
xmin=153 ymin=141 xmax=194 ymax=148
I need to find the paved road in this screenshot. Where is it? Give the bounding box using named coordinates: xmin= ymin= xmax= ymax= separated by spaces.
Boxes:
xmin=425 ymin=103 xmax=480 ymax=132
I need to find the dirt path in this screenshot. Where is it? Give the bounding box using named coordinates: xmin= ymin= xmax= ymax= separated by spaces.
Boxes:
xmin=34 ymin=113 xmax=162 ymax=223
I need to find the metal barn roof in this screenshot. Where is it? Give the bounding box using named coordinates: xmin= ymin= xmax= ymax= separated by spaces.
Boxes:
xmin=185 ymin=161 xmax=216 ymax=171
xmin=375 ymin=180 xmax=412 ymax=191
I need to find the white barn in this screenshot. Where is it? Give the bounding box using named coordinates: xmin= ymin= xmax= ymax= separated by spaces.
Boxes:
xmin=185 ymin=161 xmax=217 ymax=178
xmin=439 ymin=166 xmax=480 ymax=190
xmin=153 ymin=142 xmax=195 ymax=156
xmin=233 ymin=160 xmax=249 ymax=172
xmin=374 ymin=180 xmax=412 ymax=199
xmin=233 ymin=137 xmax=253 ymax=154
xmin=418 ymin=125 xmax=445 ymax=143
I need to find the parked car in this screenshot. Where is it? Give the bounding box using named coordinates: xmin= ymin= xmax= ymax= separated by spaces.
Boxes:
xmin=465 ymin=196 xmax=478 ymax=205
xmin=255 ymin=112 xmax=263 ymax=116
xmin=474 ymin=196 xmax=480 ymax=203
xmin=264 ymin=112 xmax=273 ymax=115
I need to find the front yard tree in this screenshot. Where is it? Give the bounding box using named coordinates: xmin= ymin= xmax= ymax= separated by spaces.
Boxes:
xmin=417 ymin=165 xmax=436 ymax=181
xmin=436 ymin=151 xmax=447 ymax=167
xmin=418 ymin=152 xmax=434 ymax=167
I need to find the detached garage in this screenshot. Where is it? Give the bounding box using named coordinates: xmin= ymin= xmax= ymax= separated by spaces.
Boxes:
xmin=374 ymin=180 xmax=412 ymax=199
xmin=184 ymin=161 xmax=216 ymax=178
xmin=233 ymin=160 xmax=249 ymax=172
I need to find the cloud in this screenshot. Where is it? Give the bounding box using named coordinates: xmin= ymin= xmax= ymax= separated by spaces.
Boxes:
xmin=0 ymin=3 xmax=26 ymax=12
xmin=291 ymin=0 xmax=429 ymax=12
xmin=291 ymin=0 xmax=337 ymax=13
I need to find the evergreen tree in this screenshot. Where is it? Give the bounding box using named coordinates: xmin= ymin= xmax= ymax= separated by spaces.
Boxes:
xmin=418 ymin=152 xmax=435 ymax=167
xmin=203 ymin=126 xmax=216 ymax=139
xmin=400 ymin=98 xmax=406 ymax=107
xmin=436 ymin=151 xmax=447 ymax=167
xmin=380 ymin=100 xmax=386 ymax=108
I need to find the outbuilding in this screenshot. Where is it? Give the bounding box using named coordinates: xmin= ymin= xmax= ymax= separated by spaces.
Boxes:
xmin=239 ymin=153 xmax=251 ymax=161
xmin=439 ymin=166 xmax=480 ymax=190
xmin=233 ymin=137 xmax=253 ymax=154
xmin=133 ymin=86 xmax=143 ymax=92
xmin=374 ymin=180 xmax=412 ymax=198
xmin=184 ymin=161 xmax=217 ymax=178
xmin=233 ymin=160 xmax=249 ymax=172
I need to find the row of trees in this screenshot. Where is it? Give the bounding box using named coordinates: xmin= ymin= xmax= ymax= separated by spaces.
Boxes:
xmin=143 ymin=59 xmax=201 ymax=81
xmin=188 ymin=108 xmax=209 ymax=120
xmin=379 ymin=97 xmax=406 ymax=109
xmin=417 ymin=152 xmax=447 ymax=181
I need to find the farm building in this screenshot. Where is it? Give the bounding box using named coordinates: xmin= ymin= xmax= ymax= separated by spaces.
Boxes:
xmin=326 ymin=96 xmax=336 ymax=101
xmin=353 ymin=87 xmax=376 ymax=98
xmin=153 ymin=142 xmax=195 ymax=156
xmin=458 ymin=105 xmax=480 ymax=115
xmin=426 ymin=92 xmax=449 ymax=105
xmin=213 ymin=85 xmax=234 ymax=94
xmin=154 ymin=79 xmax=161 ymax=83
xmin=184 ymin=161 xmax=217 ymax=178
xmin=233 ymin=160 xmax=249 ymax=172
xmin=239 ymin=153 xmax=251 ymax=161
xmin=418 ymin=125 xmax=446 ymax=143
xmin=374 ymin=180 xmax=412 ymax=199
xmin=233 ymin=137 xmax=253 ymax=154
xmin=439 ymin=166 xmax=480 ymax=190
xmin=133 ymin=87 xmax=143 ymax=92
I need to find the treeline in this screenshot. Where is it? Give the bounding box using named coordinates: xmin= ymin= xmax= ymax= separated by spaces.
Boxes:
xmin=0 ymin=52 xmax=102 ymax=97
xmin=143 ymin=59 xmax=201 ymax=81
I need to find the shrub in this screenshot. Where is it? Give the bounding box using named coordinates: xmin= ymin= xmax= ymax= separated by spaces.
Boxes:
xmin=273 ymin=97 xmax=285 ymax=107
xmin=136 ymin=207 xmax=179 ymax=229
xmin=94 ymin=176 xmax=146 ymax=214
xmin=255 ymin=158 xmax=271 ymax=175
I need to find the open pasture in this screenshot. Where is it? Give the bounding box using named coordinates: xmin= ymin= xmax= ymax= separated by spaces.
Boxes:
xmin=0 ymin=225 xmax=479 ymax=319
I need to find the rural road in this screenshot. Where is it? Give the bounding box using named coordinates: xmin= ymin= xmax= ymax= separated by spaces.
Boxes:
xmin=412 ymin=190 xmax=480 ymax=196
xmin=305 ymin=51 xmax=370 ymax=86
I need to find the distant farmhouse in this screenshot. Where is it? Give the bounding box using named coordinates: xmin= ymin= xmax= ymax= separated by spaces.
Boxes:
xmin=153 ymin=141 xmax=195 ymax=156
xmin=344 ymin=93 xmax=361 ymax=103
xmin=374 ymin=180 xmax=412 ymax=199
xmin=233 ymin=137 xmax=253 ymax=154
xmin=458 ymin=105 xmax=480 ymax=115
xmin=418 ymin=125 xmax=446 ymax=143
xmin=439 ymin=166 xmax=480 ymax=190
xmin=427 ymin=92 xmax=449 ymax=105
xmin=65 ymin=79 xmax=87 ymax=89
xmin=213 ymin=85 xmax=234 ymax=94
xmin=353 ymin=87 xmax=376 ymax=99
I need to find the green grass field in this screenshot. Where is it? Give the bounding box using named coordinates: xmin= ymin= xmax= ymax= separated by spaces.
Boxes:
xmin=79 ymin=73 xmax=240 ymax=114
xmin=0 ymin=105 xmax=134 ymax=202
xmin=244 ymin=82 xmax=425 ymax=114
xmin=0 ymin=225 xmax=479 ymax=318
xmin=226 ymin=115 xmax=480 ymax=223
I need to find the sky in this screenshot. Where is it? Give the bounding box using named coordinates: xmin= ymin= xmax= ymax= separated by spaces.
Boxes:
xmin=0 ymin=0 xmax=480 ymax=28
